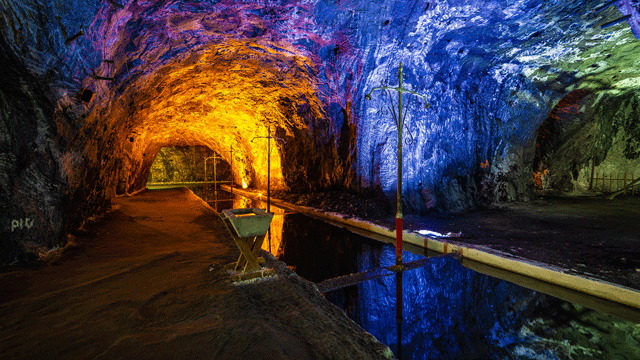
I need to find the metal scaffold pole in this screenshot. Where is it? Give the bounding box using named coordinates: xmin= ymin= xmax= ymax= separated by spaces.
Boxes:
xmin=204 ymin=145 xmax=234 ymax=204
xmin=365 ymin=62 xmax=431 ymax=359
xmin=365 ymin=62 xmax=431 ymax=267
xmin=251 ymin=125 xmax=286 ymax=252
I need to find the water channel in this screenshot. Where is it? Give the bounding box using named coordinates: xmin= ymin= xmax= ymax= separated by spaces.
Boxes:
xmin=194 ymin=188 xmax=640 ymax=359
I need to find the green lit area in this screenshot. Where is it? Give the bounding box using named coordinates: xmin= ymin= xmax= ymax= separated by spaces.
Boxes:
xmin=146 ymin=146 xmax=231 ymax=188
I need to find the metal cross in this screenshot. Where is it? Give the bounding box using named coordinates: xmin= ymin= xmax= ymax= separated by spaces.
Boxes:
xmin=365 ymin=62 xmax=431 ymax=267
xmin=252 ymin=126 xmax=286 ymax=253
xmin=251 ymin=126 xmax=286 ymax=214
xmin=204 ymin=144 xmax=233 ymax=203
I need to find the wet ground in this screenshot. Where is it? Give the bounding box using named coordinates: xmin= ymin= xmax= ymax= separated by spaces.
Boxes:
xmin=0 ymin=188 xmax=393 ymax=360
xmin=272 ymin=190 xmax=640 ymax=291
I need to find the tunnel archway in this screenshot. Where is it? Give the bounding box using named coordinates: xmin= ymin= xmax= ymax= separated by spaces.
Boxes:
xmin=104 ymin=41 xmax=325 ymax=196
xmin=532 ymin=89 xmax=592 ymax=192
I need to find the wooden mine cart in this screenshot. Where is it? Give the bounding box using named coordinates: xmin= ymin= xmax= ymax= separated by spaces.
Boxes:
xmin=219 ymin=208 xmax=275 ymax=281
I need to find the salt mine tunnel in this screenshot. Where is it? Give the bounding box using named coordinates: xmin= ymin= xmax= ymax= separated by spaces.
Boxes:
xmin=2 ymin=0 xmax=640 ymax=358
xmin=3 ymin=0 xmax=640 ymax=263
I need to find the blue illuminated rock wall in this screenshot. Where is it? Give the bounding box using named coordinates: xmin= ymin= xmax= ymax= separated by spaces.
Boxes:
xmin=340 ymin=0 xmax=574 ymax=212
xmin=316 ymin=0 xmax=640 ymax=211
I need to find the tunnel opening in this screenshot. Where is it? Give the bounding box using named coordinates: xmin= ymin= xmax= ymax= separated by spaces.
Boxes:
xmin=146 ymin=146 xmax=230 ymax=185
xmin=532 ymin=89 xmax=592 ymax=192
xmin=145 ymin=145 xmax=232 ymax=196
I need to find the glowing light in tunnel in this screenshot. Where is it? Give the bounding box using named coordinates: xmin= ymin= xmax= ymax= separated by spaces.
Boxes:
xmin=118 ymin=39 xmax=322 ymax=194
xmin=532 ymin=169 xmax=548 ymax=189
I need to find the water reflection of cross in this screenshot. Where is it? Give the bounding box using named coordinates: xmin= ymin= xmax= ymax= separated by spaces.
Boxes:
xmin=204 ymin=154 xmax=223 ymax=202
xmin=365 ymin=62 xmax=431 ymax=267
xmin=204 ymin=145 xmax=234 ymax=204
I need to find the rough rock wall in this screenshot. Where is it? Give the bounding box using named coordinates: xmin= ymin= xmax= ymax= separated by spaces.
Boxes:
xmin=536 ymin=92 xmax=640 ymax=193
xmin=2 ymin=0 xmax=640 ymax=264
xmin=349 ymin=0 xmax=640 ymax=212
xmin=0 ymin=0 xmax=358 ymax=264
xmin=0 ymin=34 xmax=67 ymax=263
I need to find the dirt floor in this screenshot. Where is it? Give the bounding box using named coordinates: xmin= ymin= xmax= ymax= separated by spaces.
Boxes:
xmin=0 ymin=188 xmax=394 ymax=360
xmin=274 ymin=190 xmax=640 ymax=292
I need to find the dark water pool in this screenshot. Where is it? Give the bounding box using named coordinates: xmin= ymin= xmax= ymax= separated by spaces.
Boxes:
xmin=195 ymin=189 xmax=640 ymax=360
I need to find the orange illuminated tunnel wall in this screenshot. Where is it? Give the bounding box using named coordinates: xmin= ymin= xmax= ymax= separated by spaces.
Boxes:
xmin=108 ymin=41 xmax=325 ymax=194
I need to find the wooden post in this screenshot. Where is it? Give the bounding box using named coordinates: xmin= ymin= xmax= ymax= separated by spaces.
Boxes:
xmin=204 ymin=158 xmax=208 ymax=201
xmin=214 ymin=156 xmax=217 ymax=194
xmin=589 ymin=158 xmax=595 ymax=190
xmin=607 ymin=174 xmax=640 ymax=199
xmin=595 ymin=171 xmax=598 ymax=190
xmin=619 ymin=173 xmax=622 ymax=192
xmin=230 ymin=144 xmax=234 ymax=195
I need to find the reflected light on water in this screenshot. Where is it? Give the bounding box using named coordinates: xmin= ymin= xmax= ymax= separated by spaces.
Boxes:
xmin=253 ymin=198 xmax=284 ymax=255
xmin=198 ymin=189 xmax=640 ymax=359
xmin=228 ymin=193 xmax=284 ymax=255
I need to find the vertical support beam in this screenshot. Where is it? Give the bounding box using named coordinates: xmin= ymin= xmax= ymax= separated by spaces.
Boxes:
xmin=205 ymin=153 xmax=225 ymax=203
xmin=589 ymin=158 xmax=595 ymax=190
xmin=230 ymin=144 xmax=234 ymax=195
xmin=610 ymin=173 xmax=613 ymax=193
xmin=267 ymin=126 xmax=272 ymax=253
xmin=214 ymin=156 xmax=217 ymax=194
xmin=617 ymin=172 xmax=620 ymax=192
xmin=204 ymin=158 xmax=208 ymax=201
xmin=365 ymin=62 xmax=430 ymax=268
xmin=267 ymin=126 xmax=271 ymax=214
xmin=251 ymin=125 xmax=285 ymax=211
xmin=251 ymin=127 xmax=286 ymax=254
xmin=396 ymin=64 xmax=404 ymax=267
